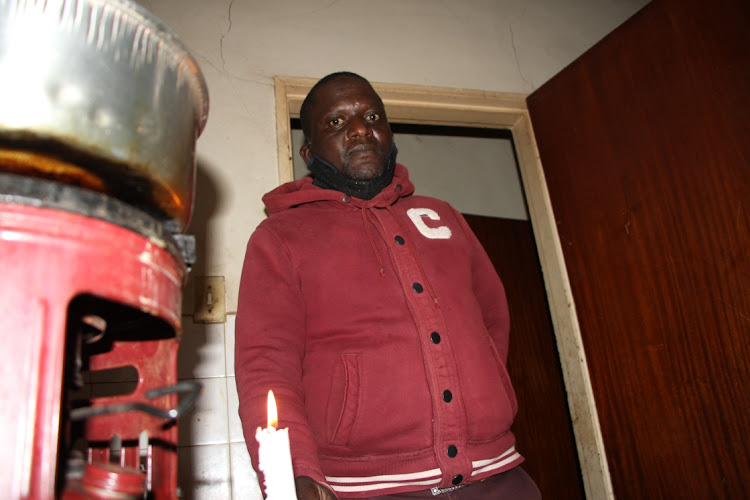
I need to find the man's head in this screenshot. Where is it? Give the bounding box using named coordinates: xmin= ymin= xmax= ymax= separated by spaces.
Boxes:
xmin=300 ymin=72 xmax=393 ymax=180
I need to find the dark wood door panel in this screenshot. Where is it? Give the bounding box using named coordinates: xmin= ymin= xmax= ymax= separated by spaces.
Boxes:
xmin=527 ymin=0 xmax=750 ymax=497
xmin=465 ymin=214 xmax=584 ymax=500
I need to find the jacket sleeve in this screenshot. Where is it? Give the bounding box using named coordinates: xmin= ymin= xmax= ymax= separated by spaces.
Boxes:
xmin=453 ymin=209 xmax=512 ymax=363
xmin=235 ymin=224 xmax=329 ymax=490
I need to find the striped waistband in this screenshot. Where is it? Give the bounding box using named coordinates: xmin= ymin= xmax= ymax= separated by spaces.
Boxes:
xmin=324 ymin=445 xmax=522 ymax=495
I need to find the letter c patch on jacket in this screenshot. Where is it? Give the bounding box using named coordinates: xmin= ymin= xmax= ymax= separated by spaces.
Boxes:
xmin=407 ymin=208 xmax=452 ymax=239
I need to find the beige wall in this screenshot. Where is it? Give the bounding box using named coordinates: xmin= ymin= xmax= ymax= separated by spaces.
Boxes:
xmin=138 ymin=0 xmax=648 ymax=314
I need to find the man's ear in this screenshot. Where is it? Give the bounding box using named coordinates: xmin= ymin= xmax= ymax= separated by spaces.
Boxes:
xmin=300 ymin=142 xmax=313 ymax=164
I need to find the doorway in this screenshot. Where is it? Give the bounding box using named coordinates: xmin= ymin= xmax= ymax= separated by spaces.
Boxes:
xmin=274 ymin=76 xmax=610 ymax=499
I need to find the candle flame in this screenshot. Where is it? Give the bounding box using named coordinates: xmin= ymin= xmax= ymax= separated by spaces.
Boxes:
xmin=267 ymin=390 xmax=278 ymax=429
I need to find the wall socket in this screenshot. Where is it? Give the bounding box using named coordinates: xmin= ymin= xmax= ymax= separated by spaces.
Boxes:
xmin=193 ymin=276 xmax=226 ymax=324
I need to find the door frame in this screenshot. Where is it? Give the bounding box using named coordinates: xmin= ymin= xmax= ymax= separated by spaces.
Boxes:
xmin=273 ymin=76 xmax=612 ymax=500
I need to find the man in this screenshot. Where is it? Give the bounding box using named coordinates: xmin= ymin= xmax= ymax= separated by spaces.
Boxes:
xmin=236 ymin=72 xmax=540 ymax=499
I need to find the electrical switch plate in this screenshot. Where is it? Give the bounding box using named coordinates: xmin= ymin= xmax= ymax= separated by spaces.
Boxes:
xmin=193 ymin=276 xmax=226 ymax=324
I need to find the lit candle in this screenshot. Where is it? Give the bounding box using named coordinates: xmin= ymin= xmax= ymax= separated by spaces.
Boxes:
xmin=255 ymin=390 xmax=298 ymax=499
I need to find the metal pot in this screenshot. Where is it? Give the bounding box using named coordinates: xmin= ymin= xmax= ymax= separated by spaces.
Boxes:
xmin=0 ymin=0 xmax=209 ymax=232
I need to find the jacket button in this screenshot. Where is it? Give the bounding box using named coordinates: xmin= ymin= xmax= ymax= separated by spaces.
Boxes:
xmin=447 ymin=445 xmax=458 ymax=458
xmin=394 ymin=235 xmax=405 ymax=245
xmin=442 ymin=390 xmax=453 ymax=402
xmin=452 ymin=475 xmax=463 ymax=485
xmin=430 ymin=332 xmax=441 ymax=344
xmin=412 ymin=282 xmax=423 ymax=293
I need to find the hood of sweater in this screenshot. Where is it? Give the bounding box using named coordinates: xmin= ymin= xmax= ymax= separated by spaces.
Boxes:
xmin=262 ymin=163 xmax=416 ymax=214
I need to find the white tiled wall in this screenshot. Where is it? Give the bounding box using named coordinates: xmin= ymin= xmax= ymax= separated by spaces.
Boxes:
xmin=176 ymin=314 xmax=264 ymax=500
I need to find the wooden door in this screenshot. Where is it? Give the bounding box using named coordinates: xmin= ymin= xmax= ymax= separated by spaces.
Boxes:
xmin=527 ymin=0 xmax=750 ymax=498
xmin=465 ymin=214 xmax=585 ymax=500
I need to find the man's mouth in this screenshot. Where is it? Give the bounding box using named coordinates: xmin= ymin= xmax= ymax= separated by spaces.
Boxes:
xmin=347 ymin=143 xmax=381 ymax=157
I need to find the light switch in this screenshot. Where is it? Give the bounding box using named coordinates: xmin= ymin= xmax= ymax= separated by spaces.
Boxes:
xmin=193 ymin=276 xmax=226 ymax=324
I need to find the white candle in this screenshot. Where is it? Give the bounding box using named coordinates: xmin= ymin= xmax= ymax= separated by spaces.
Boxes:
xmin=255 ymin=390 xmax=298 ymax=500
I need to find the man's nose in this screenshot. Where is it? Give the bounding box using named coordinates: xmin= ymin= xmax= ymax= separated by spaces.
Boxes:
xmin=347 ymin=117 xmax=371 ymax=139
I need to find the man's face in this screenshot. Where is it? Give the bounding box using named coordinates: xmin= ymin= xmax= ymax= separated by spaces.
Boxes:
xmin=301 ymin=76 xmax=393 ymax=180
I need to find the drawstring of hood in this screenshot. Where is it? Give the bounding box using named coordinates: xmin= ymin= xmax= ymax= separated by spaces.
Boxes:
xmin=361 ymin=203 xmax=386 ymax=277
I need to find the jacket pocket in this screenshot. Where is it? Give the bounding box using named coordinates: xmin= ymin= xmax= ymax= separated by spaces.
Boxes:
xmin=326 ymin=353 xmax=360 ymax=446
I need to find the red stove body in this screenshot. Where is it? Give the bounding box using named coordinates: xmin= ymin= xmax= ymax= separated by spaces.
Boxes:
xmin=0 ymin=175 xmax=197 ymax=499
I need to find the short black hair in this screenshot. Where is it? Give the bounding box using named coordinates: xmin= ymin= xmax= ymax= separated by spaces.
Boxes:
xmin=299 ymin=71 xmax=384 ymax=141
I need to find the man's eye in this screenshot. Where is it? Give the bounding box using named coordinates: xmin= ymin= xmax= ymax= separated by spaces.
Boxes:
xmin=366 ymin=113 xmax=379 ymax=121
xmin=329 ymin=118 xmax=342 ymax=126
